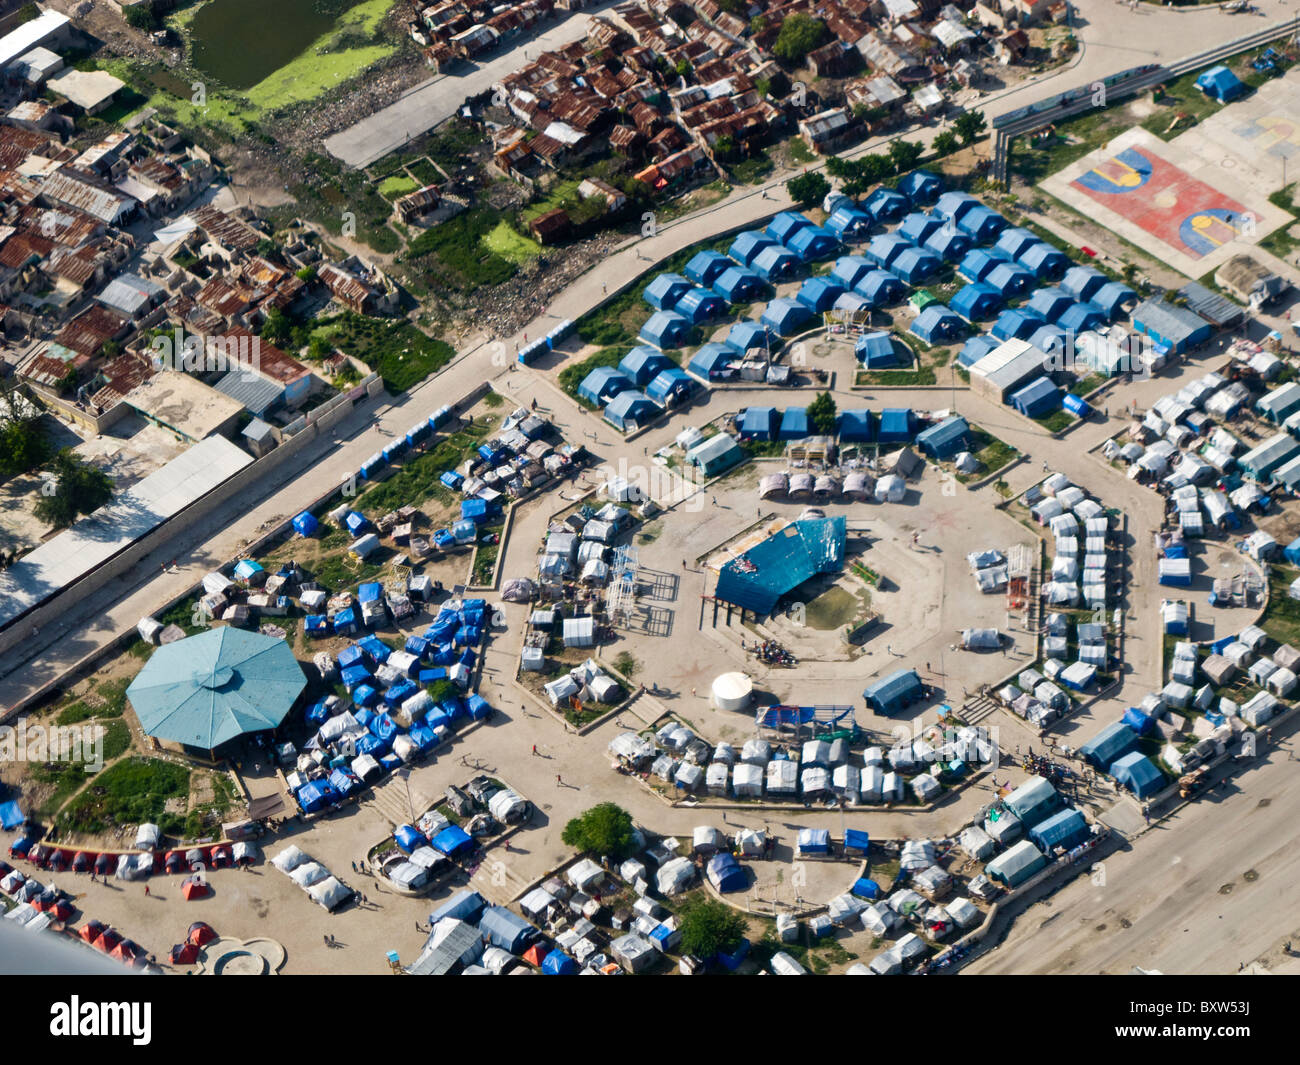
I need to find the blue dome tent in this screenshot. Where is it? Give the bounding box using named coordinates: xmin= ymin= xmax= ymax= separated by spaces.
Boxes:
xmin=761 ymin=296 xmax=812 ymax=336
xmin=578 ymin=366 xmax=633 ymax=406
xmin=638 ymin=310 xmax=692 ymax=349
xmin=950 ymin=282 xmax=1003 ymax=321
xmin=909 ymin=304 xmax=965 ymax=344
xmin=863 ymin=187 xmax=908 ymax=223
xmin=1062 ymin=264 xmax=1107 ymax=302
xmin=786 ymin=225 xmax=840 ymax=262
xmin=898 ymin=169 xmax=942 ymax=204
xmin=603 ymin=391 xmax=660 ymax=431
xmin=728 ymin=230 xmax=777 ymax=267
xmin=855 ymin=331 xmax=899 ymax=368
xmin=830 ymin=255 xmax=874 ymax=290
xmin=643 ymin=272 xmax=691 ymax=310
xmin=766 ymin=210 xmax=813 ymax=245
xmin=797 ymin=276 xmax=845 ymax=312
xmin=922 ymin=226 xmax=972 ymax=262
xmin=684 ymin=249 xmax=732 ymax=287
xmin=713 ymin=265 xmax=766 ymax=302
xmin=618 ymin=346 xmax=672 ymax=386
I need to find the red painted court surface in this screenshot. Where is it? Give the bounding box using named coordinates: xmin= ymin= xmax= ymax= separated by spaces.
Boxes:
xmin=1071 ymin=144 xmax=1249 ymax=260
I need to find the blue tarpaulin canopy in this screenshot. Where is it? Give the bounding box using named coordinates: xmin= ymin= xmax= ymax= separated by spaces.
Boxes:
xmin=1195 ymin=64 xmax=1246 ymax=102
xmin=479 ymin=905 xmax=536 ymax=952
xmin=433 ymin=825 xmax=474 ymax=858
xmin=541 ymin=949 xmax=578 ymax=974
xmin=292 ymin=511 xmax=319 ymax=536
xmin=797 ymin=828 xmax=830 ymax=854
xmin=844 ymin=829 xmax=870 ymax=854
xmin=715 ymin=516 xmax=846 ymax=614
xmin=0 ymin=801 xmax=25 ymax=830
xmin=851 ymin=877 xmax=881 ymax=899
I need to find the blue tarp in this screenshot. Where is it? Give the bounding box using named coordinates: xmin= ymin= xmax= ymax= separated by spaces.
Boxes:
xmin=830 ymin=255 xmax=874 ymax=290
xmin=1010 ymin=376 xmax=1062 ymax=418
xmin=959 ymin=334 xmax=1000 ymax=367
xmin=712 ymin=265 xmax=766 ymax=302
xmin=1285 ymin=537 xmax=1300 ymax=565
xmin=851 ymin=877 xmax=881 ymax=899
xmin=853 ymin=269 xmax=904 ymax=306
xmin=395 ymin=825 xmax=427 ymax=852
xmin=950 ymin=282 xmax=1003 ymax=321
xmin=844 ymin=829 xmax=870 ymax=854
xmin=1029 ymin=807 xmax=1090 ymax=852
xmin=578 ymin=366 xmax=633 ymax=406
xmin=863 ymin=187 xmax=908 ymax=223
xmin=877 ymin=408 xmax=915 ymax=443
xmin=1122 ymin=707 xmax=1153 ymax=735
xmin=1196 ymin=64 xmax=1246 ymax=102
xmin=728 ymin=230 xmax=776 ymax=267
xmin=0 ymin=801 xmax=25 ymax=830
xmin=292 ymin=511 xmax=319 ymax=536
xmin=767 ymin=210 xmax=812 ymax=244
xmin=432 ymin=825 xmax=475 ymax=858
xmin=787 ymin=225 xmax=839 ymax=262
xmin=689 ymin=342 xmax=737 ymax=380
xmin=1079 ymin=721 xmax=1139 ymax=770
xmin=779 ymin=407 xmax=809 ymax=440
xmin=707 ymin=852 xmax=747 ymax=893
xmin=297 ymin=780 xmax=334 ymax=813
xmin=1111 ymin=751 xmax=1165 ymax=798
xmin=541 ymin=949 xmax=578 ymax=975
xmin=644 ymin=272 xmax=691 ymax=310
xmin=715 ymin=515 xmax=846 ymax=614
xmin=797 ymin=828 xmax=830 ymax=854
xmin=343 ymin=511 xmax=369 ymax=535
xmin=837 ymin=409 xmax=875 ymax=442
xmin=430 ymin=889 xmax=486 ymax=925
xmin=855 ymin=331 xmax=899 ymax=368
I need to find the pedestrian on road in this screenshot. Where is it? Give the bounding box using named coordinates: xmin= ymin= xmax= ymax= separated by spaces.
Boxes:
xmin=682 ymin=559 xmax=687 ymax=569
xmin=324 ymin=935 xmax=330 ymax=947
xmin=556 ymin=774 xmax=563 ymax=785
xmin=503 ymin=839 xmax=510 ymax=852
xmin=532 ymin=744 xmax=538 ymax=756
xmin=691 ymin=687 xmax=697 ymax=696
xmin=144 ymin=884 xmax=150 ymax=897
xmin=1042 ymin=460 xmax=1049 ymax=472
xmin=351 ymin=861 xmax=357 ymax=873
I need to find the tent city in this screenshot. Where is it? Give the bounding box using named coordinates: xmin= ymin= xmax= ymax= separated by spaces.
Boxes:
xmin=1 ymin=0 xmax=1299 ymax=986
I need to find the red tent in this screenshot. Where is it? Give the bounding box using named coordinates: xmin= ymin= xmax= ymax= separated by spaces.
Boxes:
xmin=50 ymin=900 xmax=74 ymax=923
xmin=181 ymin=877 xmax=210 ymax=901
xmin=111 ymin=940 xmax=138 ymax=964
xmin=522 ymin=943 xmax=547 ymax=967
xmin=93 ymin=853 xmax=113 ymax=875
xmin=187 ymin=921 xmax=217 ymax=946
xmin=79 ymin=920 xmax=105 ymax=945
xmin=169 ymin=941 xmax=199 ymax=965
xmin=71 ymin=852 xmax=91 ymax=872
xmin=95 ymin=928 xmax=122 ymax=953
xmin=164 ymin=851 xmax=185 ymax=874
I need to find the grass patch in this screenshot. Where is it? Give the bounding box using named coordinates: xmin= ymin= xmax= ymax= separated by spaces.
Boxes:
xmin=378 ymin=174 xmax=420 ymax=201
xmin=741 ymin=438 xmax=786 ymax=458
xmin=1259 ymin=183 xmax=1298 ymax=261
xmin=855 ymin=366 xmax=937 ymax=386
xmin=558 ymin=347 xmax=624 ymax=402
xmin=358 ymin=420 xmax=491 ymax=516
xmin=1262 ymin=565 xmax=1300 ymax=648
xmin=404 ymin=207 xmax=516 ymax=291
xmin=613 ymin=651 xmax=638 ymax=678
xmin=56 ymin=757 xmax=191 ymax=836
xmin=311 ymin=311 xmax=454 ymax=393
xmin=956 ymin=426 xmax=1017 ymax=483
xmin=482 ymin=220 xmax=543 ymax=264
xmin=1035 ymin=409 xmax=1075 ymax=433
xmin=729 ymin=150 xmax=774 ymax=185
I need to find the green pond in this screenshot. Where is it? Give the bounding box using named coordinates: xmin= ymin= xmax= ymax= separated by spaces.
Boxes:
xmin=189 ymin=0 xmax=374 ymax=90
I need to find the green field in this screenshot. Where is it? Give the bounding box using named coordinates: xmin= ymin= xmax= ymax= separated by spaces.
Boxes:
xmin=378 ymin=174 xmax=420 ymax=201
xmin=483 ymin=220 xmax=543 ymax=264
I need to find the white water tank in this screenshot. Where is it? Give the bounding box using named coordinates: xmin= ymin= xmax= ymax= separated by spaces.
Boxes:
xmin=712 ymin=672 xmax=753 ymax=712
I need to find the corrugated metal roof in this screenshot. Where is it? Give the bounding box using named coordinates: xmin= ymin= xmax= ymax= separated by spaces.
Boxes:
xmin=213 ymin=368 xmax=283 ymax=415
xmin=0 ymin=436 xmax=252 ymax=630
xmin=1177 ymin=281 xmax=1243 ymax=327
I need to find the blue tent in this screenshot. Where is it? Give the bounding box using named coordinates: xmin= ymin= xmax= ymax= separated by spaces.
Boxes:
xmin=541 ymin=949 xmax=578 ymax=975
xmin=957 ymin=248 xmax=1005 ymax=283
xmin=1026 ymin=287 xmax=1075 ymax=323
xmin=1029 ymin=808 xmax=1090 ymax=852
xmin=729 ymin=230 xmax=777 ymax=267
xmin=332 ymin=608 xmax=358 ymax=635
xmin=644 ymin=272 xmax=691 ymax=310
xmin=1063 ymin=393 xmax=1091 ymax=417
xmin=577 ymin=366 xmax=632 ymax=405
xmin=752 ymin=244 xmax=800 ymax=281
xmin=684 ymin=249 xmax=732 ymax=286
xmin=767 ymin=210 xmax=813 ymax=245
xmin=956 ymin=205 xmax=1007 ymax=243
xmin=909 ymin=304 xmax=965 ymax=344
xmin=729 ymin=321 xmax=777 ymax=354
xmin=292 ymin=511 xmax=319 ymax=536
xmin=1285 ymin=536 xmax=1300 ymax=564
xmin=867 ymin=233 xmax=912 ymax=268
xmin=837 ymin=409 xmax=876 ymax=442
xmin=396 ymin=824 xmax=427 ymax=852
xmin=779 ymin=407 xmax=809 ymax=440
xmin=737 ymin=406 xmax=780 ymax=440
xmin=787 ymin=225 xmax=839 ymax=262
xmin=639 ymin=310 xmax=692 ymax=349
xmin=304 ymin=614 xmax=329 ymax=637
xmin=959 ymin=334 xmax=999 ymax=366
xmin=985 ymin=262 xmax=1035 ymax=298
xmin=891 ymin=247 xmax=941 ymax=284
xmin=1111 ymin=751 xmax=1165 ymax=798
xmin=1029 ymin=324 xmax=1068 ymax=354
xmin=898 ymin=211 xmax=942 ymax=245
xmin=479 ymin=906 xmax=535 ymax=952
xmin=1018 ymin=242 xmax=1070 ymax=280
xmin=646 ymin=366 xmax=696 ymax=404
xmin=1062 ymin=264 xmax=1107 ymax=302
xmin=0 ymin=801 xmax=25 ymax=830
xmin=796 ymin=276 xmax=845 ymax=312
xmin=1195 ymin=64 xmax=1246 ymax=102
xmin=898 ymin=169 xmax=942 ymax=204
xmin=1010 ymin=376 xmax=1062 ymax=418
xmin=916 ymin=415 xmax=969 ymax=458
xmin=297 ymin=780 xmax=334 ymax=813
xmin=935 ymin=190 xmax=979 ymax=222
xmin=797 ymin=828 xmax=831 ymax=855
xmin=991 ymin=307 xmax=1045 ymax=341
xmin=1079 ymin=721 xmax=1139 ymax=770
xmin=1089 ymin=281 xmax=1137 ymax=321
xmin=1058 ymin=301 xmax=1107 ymax=334
xmin=619 ymin=345 xmax=672 ymax=386
xmin=1122 ymin=707 xmax=1154 ymax=735
xmin=603 ymin=390 xmax=660 ymax=431
xmin=430 ymin=889 xmax=486 ymax=925
xmin=877 ymin=408 xmax=915 ymax=442
xmin=863 ymin=668 xmax=923 ymax=714
xmin=855 ymin=331 xmax=899 ymax=367
xmin=863 ymin=187 xmax=908 ymax=223
xmin=825 ymin=204 xmax=872 ymax=239
xmin=843 ymin=828 xmax=870 ymax=855
xmin=854 ymin=269 xmax=905 ymax=306
xmin=707 ymin=853 xmax=747 ymax=893
xmin=994 ymin=227 xmax=1038 ymax=260
xmin=761 ymin=296 xmax=812 ymax=336
xmin=689 ymin=342 xmax=738 ymax=380
xmin=851 ymin=877 xmax=881 ymax=899
xmin=432 ymin=825 xmax=475 ymax=858
xmin=830 ymin=255 xmax=874 ymax=290
xmin=677 ymin=286 xmax=727 ymax=323
xmin=713 ymin=265 xmax=766 ymax=302
xmin=950 ymin=282 xmax=1003 ymax=321
xmin=922 ymin=226 xmax=971 ymax=262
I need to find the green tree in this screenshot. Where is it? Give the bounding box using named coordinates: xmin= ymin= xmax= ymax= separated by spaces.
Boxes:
xmin=0 ymin=389 xmax=51 ymax=478
xmin=887 ymin=138 xmax=924 ymax=174
xmin=680 ymin=898 xmax=747 ymax=958
xmin=773 ymin=14 xmax=828 ymax=66
xmin=261 ymin=307 xmax=292 ymax=347
xmin=750 ymin=15 xmax=770 ymax=34
xmin=561 ymin=802 xmax=637 ymax=860
xmin=123 ymin=4 xmax=157 ymax=31
xmin=296 ymin=265 xmax=317 ymax=282
xmin=953 ymin=109 xmax=987 ymax=146
xmin=675 ymin=58 xmax=692 ymax=78
xmin=807 ymin=390 xmax=837 ymax=434
xmin=33 ymin=449 xmax=113 ymax=529
xmin=932 ymin=129 xmax=959 ymax=156
xmin=427 ymin=678 xmax=460 ymax=704
xmin=786 ymin=171 xmax=830 ymax=208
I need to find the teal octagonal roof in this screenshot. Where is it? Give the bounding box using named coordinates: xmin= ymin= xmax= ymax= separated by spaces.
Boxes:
xmin=126 ymin=627 xmax=307 ymax=749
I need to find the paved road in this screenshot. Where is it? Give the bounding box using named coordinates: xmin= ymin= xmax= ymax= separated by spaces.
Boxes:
xmin=966 ymin=736 xmax=1300 ymax=975
xmin=323 ymin=0 xmax=623 ymax=168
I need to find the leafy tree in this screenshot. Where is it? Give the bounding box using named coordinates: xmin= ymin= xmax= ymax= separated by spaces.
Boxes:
xmin=680 ymin=898 xmax=747 ymax=958
xmin=0 ymin=389 xmax=51 ymax=478
xmin=123 ymin=4 xmax=157 ymax=31
xmin=561 ymin=802 xmax=637 ymax=860
xmin=254 ymin=237 xmax=279 ymax=260
xmin=953 ymin=109 xmax=987 ymax=146
xmin=786 ymin=171 xmax=830 ymax=208
xmin=750 ymin=15 xmax=770 ymax=34
xmin=34 ymin=449 xmax=112 ymax=529
xmin=932 ymin=129 xmax=959 ymax=156
xmin=714 ymin=134 xmax=739 ymax=161
xmin=296 ymin=265 xmax=317 ymax=282
xmin=675 ymin=58 xmax=692 ymax=78
xmin=807 ymin=390 xmax=837 ymax=434
xmin=887 ymin=139 xmax=924 ymax=174
xmin=261 ymin=306 xmax=292 ymax=347
xmin=427 ymin=678 xmax=460 ymax=705
xmin=773 ymin=14 xmax=828 ymax=66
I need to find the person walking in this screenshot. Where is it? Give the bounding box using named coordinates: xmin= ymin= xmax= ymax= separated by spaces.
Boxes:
xmin=144 ymin=884 xmax=150 ymax=897
xmin=532 ymin=744 xmax=538 ymax=756
xmin=556 ymin=774 xmax=563 ymax=786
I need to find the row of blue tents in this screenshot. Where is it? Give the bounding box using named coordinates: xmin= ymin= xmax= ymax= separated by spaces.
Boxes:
xmin=737 ymin=406 xmax=957 ymax=449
